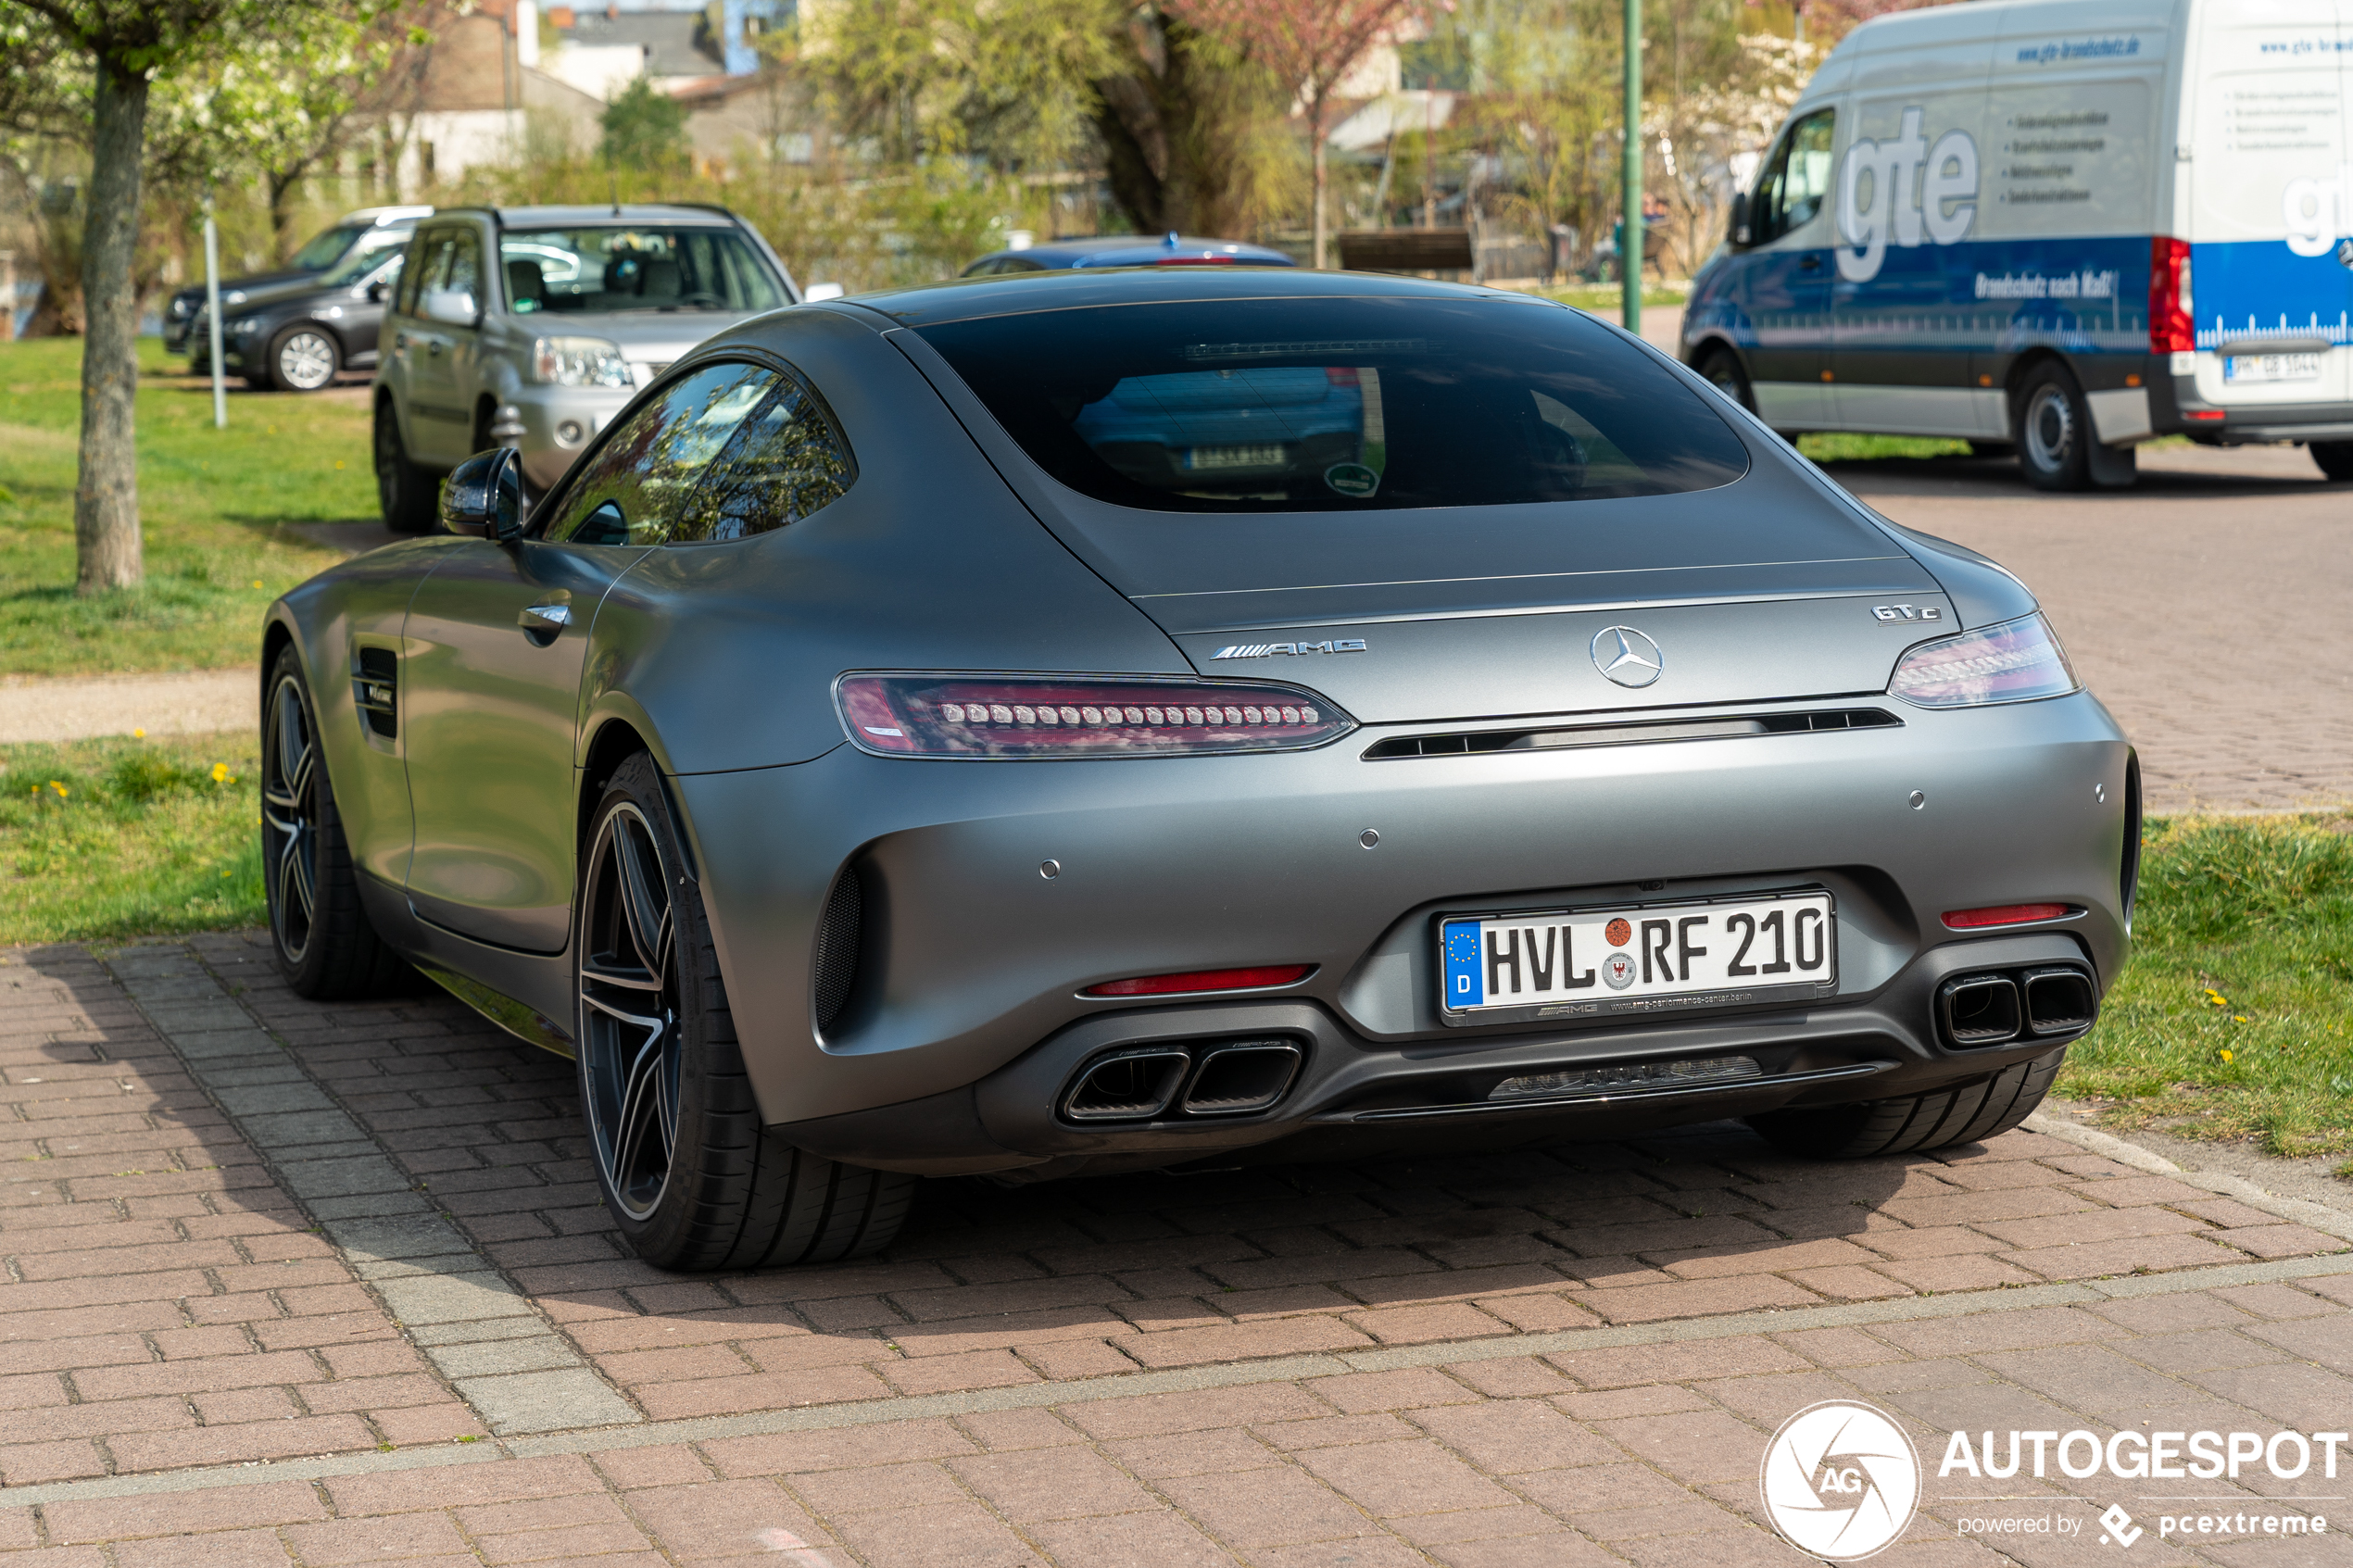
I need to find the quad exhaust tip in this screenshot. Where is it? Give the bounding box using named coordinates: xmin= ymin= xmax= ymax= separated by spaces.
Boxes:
xmin=1938 ymin=964 xmax=2097 ymax=1049
xmin=1061 ymin=1037 xmax=1304 ymax=1123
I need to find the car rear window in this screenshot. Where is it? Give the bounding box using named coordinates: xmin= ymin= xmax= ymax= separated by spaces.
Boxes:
xmin=915 ymin=295 xmax=1747 ymax=511
xmin=500 ymin=227 xmax=786 ymax=315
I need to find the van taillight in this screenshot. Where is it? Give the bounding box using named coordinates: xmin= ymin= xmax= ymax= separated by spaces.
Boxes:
xmin=2149 ymin=237 xmax=2195 ymax=354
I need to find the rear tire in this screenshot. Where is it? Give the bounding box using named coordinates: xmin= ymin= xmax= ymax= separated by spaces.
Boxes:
xmin=2312 ymin=440 xmax=2353 ymax=482
xmin=1744 ymin=1048 xmax=2064 ymax=1160
xmin=2016 ymin=363 xmax=2094 ymax=491
xmin=576 ymin=754 xmax=916 ymax=1271
xmin=261 ymin=649 xmax=410 ymax=1000
xmin=1696 ymin=346 xmax=1755 ymax=413
xmin=374 ymin=399 xmax=439 ymax=533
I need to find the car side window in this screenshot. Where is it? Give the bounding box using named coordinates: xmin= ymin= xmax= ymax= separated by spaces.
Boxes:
xmin=1753 ymin=108 xmax=1836 ymax=245
xmin=397 ymin=232 xmax=449 ymax=317
xmin=663 ymin=372 xmax=857 ymax=544
xmin=536 ymin=362 xmax=779 ymax=546
xmin=421 ymin=229 xmax=484 ymax=323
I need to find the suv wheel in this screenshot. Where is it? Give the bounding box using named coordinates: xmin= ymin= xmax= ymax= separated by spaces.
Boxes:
xmin=2312 ymin=441 xmax=2353 ymax=481
xmin=374 ymin=400 xmax=439 ymax=533
xmin=268 ymin=325 xmax=341 ymax=392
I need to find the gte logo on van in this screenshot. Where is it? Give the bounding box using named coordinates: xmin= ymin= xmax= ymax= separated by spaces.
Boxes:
xmin=1834 ymin=107 xmax=1979 ymax=283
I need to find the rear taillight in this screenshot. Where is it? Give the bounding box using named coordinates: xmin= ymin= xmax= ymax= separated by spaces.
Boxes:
xmin=2150 ymin=236 xmax=2195 ymax=354
xmin=1944 ymin=904 xmax=2071 ymax=930
xmin=835 ymin=673 xmax=1355 ymax=759
xmin=1888 ymin=614 xmax=2079 ymax=709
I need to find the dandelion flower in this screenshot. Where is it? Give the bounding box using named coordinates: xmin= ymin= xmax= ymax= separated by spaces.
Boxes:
xmin=48 ymin=781 xmax=67 ymax=797
xmin=251 ymin=581 xmax=262 ymax=589
xmin=2233 ymin=1015 xmax=2248 ymax=1023
xmin=132 ymin=728 xmax=145 ymax=738
xmin=333 ymin=459 xmax=346 ymax=470
xmin=210 ymin=763 xmax=231 ymax=784
xmin=2220 ymin=1048 xmax=2235 ymax=1062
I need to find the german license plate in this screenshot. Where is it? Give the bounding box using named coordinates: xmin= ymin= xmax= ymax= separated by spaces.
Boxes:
xmin=1438 ymin=891 xmax=1836 ymax=1025
xmin=2223 ymin=353 xmax=2322 ymax=383
xmin=1188 ymin=444 xmax=1285 ymax=470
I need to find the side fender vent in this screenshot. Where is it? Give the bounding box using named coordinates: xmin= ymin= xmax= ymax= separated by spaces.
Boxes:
xmin=354 ymin=648 xmax=398 ymax=738
xmin=812 ymin=865 xmax=863 ymax=1032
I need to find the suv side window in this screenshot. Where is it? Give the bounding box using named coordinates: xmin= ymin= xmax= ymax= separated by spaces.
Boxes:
xmin=667 ymin=373 xmax=856 ymax=543
xmin=397 ymin=232 xmax=450 ymax=316
xmin=1753 ymin=108 xmax=1836 ymax=245
xmin=537 ymin=362 xmax=779 ymax=546
xmin=421 ymin=229 xmax=484 ymax=323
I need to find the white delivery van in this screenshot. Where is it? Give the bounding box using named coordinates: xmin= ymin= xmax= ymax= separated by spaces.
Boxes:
xmin=1681 ymin=0 xmax=2353 ymax=489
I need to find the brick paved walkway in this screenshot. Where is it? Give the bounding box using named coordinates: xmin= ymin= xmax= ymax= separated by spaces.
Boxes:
xmin=6 ymin=935 xmax=2352 ymax=1564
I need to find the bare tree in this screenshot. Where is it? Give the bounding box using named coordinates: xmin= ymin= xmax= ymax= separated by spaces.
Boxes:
xmin=1169 ymin=0 xmax=1419 ymax=267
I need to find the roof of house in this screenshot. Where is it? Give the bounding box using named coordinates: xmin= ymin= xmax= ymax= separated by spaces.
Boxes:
xmin=558 ymin=10 xmax=723 ymax=78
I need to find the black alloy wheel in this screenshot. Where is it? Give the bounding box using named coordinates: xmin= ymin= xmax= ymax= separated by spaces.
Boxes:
xmin=1697 ymin=346 xmax=1755 ymax=413
xmin=2311 ymin=440 xmax=2353 ymax=481
xmin=374 ymin=399 xmax=439 ymax=533
xmin=578 ymin=797 xmax=685 ymax=1224
xmin=575 ymin=754 xmax=916 ymax=1271
xmin=268 ymin=324 xmax=341 ymax=392
xmin=260 ymin=649 xmax=409 ymax=998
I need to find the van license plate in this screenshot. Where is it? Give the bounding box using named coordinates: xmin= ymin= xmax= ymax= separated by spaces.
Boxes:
xmin=2223 ymin=353 xmax=2322 ymax=383
xmin=1188 ymin=444 xmax=1286 ymax=470
xmin=1438 ymin=892 xmax=1835 ymax=1023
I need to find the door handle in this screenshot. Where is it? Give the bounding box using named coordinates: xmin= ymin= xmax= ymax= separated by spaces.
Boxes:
xmin=519 ymin=603 xmax=572 ymax=636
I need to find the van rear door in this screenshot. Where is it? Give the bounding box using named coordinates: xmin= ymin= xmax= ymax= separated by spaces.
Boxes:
xmin=2188 ymin=0 xmax=2353 ymax=410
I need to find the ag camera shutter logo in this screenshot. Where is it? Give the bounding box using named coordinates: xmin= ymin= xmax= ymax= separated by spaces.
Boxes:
xmin=1760 ymin=1399 xmax=1923 ymax=1560
xmin=1835 ymin=107 xmax=1979 ymax=282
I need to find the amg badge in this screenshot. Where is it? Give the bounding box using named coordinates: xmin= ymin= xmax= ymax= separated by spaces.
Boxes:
xmin=1211 ymin=639 xmax=1368 ymax=659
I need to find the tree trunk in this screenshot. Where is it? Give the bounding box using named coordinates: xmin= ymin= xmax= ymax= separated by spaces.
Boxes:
xmin=75 ymin=63 xmax=150 ymax=596
xmin=1310 ymin=95 xmax=1328 ymax=270
xmin=270 ymin=169 xmax=300 ymax=261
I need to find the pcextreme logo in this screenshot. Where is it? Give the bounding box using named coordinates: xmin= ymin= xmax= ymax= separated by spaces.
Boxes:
xmin=1760 ymin=1400 xmax=1923 ymax=1560
xmin=1835 ymin=107 xmax=1980 ymax=283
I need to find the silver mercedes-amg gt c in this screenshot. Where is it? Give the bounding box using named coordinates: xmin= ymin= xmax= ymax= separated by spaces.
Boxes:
xmin=261 ymin=267 xmax=2136 ymax=1272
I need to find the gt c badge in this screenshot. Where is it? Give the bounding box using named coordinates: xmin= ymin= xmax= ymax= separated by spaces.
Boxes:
xmin=1592 ymin=626 xmax=1663 ymax=687
xmin=1211 ymin=639 xmax=1367 ymax=659
xmin=1872 ymin=604 xmax=1943 ymax=622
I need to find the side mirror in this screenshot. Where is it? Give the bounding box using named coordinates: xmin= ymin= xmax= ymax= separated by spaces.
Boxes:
xmin=440 ymin=448 xmax=524 ymax=541
xmin=366 ymin=280 xmax=388 ymax=304
xmin=802 ymin=282 xmax=845 ymax=303
xmin=1730 ymin=192 xmax=1752 ymax=247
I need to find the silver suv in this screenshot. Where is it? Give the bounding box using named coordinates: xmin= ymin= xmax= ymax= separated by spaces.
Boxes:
xmin=371 ymin=204 xmax=800 ymax=531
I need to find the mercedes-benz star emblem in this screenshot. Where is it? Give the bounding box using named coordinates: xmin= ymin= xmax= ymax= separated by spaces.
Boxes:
xmin=1591 ymin=625 xmax=1664 ymax=687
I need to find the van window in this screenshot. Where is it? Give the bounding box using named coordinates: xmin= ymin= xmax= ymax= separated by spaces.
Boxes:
xmin=1753 ymin=108 xmax=1836 ymax=245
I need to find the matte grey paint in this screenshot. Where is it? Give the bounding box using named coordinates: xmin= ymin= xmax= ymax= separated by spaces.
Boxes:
xmin=271 ymin=268 xmax=2132 ymax=1179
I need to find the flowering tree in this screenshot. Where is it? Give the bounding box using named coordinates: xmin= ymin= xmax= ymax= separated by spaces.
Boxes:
xmin=1168 ymin=0 xmax=1422 ymax=267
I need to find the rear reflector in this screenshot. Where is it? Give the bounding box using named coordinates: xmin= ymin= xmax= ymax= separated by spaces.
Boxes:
xmin=1943 ymin=903 xmax=2071 ymax=929
xmin=836 ymin=673 xmax=1354 ymax=759
xmin=1085 ymin=965 xmax=1313 ymax=997
xmin=2183 ymin=409 xmax=2225 ymax=421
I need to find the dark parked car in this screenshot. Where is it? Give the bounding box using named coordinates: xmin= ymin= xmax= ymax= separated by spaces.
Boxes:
xmin=193 ymin=243 xmax=407 ymax=392
xmin=262 ymin=267 xmax=2131 ymax=1273
xmin=167 ymin=206 xmax=430 ymax=357
xmin=961 ymin=233 xmax=1297 ymax=275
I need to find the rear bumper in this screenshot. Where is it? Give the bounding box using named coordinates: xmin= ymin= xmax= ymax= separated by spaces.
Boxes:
xmin=780 ymin=931 xmax=2097 ymax=1177
xmin=2154 ymin=370 xmax=2353 ymax=444
xmin=672 ymin=687 xmax=2134 ymax=1151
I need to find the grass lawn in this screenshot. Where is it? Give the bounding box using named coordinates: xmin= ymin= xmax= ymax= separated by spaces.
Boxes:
xmin=0 ymin=337 xmax=367 ymax=678
xmin=0 ymin=731 xmax=263 ymax=945
xmin=2060 ymin=814 xmax=2353 ymax=1172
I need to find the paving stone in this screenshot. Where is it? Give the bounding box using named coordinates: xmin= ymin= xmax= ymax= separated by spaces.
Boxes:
xmin=452 ymin=1367 xmax=642 ymax=1434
